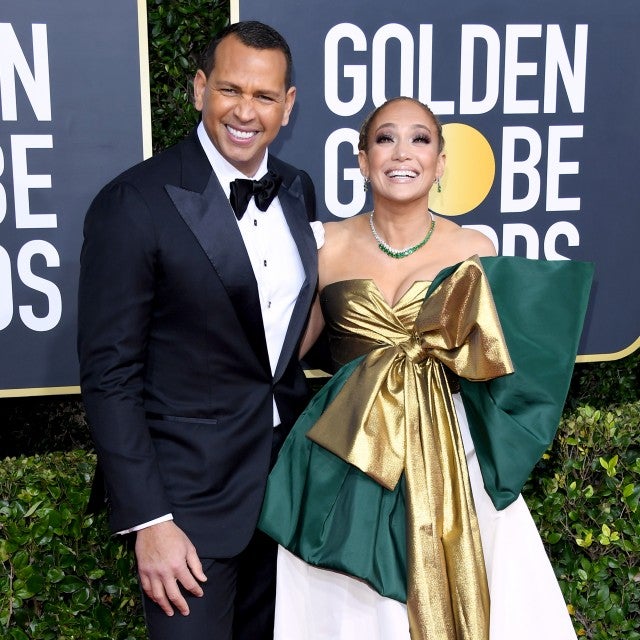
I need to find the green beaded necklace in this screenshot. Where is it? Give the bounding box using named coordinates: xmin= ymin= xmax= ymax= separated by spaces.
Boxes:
xmin=369 ymin=211 xmax=436 ymax=259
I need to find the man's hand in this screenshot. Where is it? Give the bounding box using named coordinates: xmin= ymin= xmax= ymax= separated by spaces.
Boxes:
xmin=135 ymin=520 xmax=207 ymax=616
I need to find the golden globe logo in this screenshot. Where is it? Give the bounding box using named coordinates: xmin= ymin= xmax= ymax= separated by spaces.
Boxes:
xmin=429 ymin=123 xmax=495 ymax=217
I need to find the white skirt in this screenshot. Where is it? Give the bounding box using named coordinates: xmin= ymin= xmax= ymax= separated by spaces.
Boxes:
xmin=273 ymin=394 xmax=577 ymax=640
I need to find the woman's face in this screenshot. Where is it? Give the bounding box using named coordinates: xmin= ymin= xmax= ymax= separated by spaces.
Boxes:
xmin=359 ymin=100 xmax=445 ymax=205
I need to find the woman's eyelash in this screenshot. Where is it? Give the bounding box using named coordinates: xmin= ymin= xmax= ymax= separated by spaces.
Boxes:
xmin=374 ymin=133 xmax=431 ymax=144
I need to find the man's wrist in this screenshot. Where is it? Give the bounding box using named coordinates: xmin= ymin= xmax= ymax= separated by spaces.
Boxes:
xmin=116 ymin=513 xmax=173 ymax=535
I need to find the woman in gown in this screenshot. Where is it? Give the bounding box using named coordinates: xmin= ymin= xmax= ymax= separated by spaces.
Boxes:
xmin=259 ymin=97 xmax=592 ymax=639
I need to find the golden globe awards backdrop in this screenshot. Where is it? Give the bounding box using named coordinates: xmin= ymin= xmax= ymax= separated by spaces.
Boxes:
xmin=0 ymin=2 xmax=638 ymax=396
xmin=0 ymin=1 xmax=151 ymax=396
xmin=235 ymin=0 xmax=640 ymax=361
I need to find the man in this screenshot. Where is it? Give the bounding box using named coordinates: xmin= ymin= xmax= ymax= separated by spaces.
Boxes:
xmin=78 ymin=21 xmax=317 ymax=639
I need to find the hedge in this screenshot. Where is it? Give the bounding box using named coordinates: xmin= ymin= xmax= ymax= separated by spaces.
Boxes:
xmin=147 ymin=0 xmax=228 ymax=152
xmin=525 ymin=402 xmax=640 ymax=638
xmin=2 ymin=401 xmax=638 ymax=639
xmin=0 ymin=451 xmax=143 ymax=640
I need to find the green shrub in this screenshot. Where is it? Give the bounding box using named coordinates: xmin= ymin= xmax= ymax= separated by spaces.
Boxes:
xmin=0 ymin=397 xmax=90 ymax=460
xmin=2 ymin=402 xmax=638 ymax=638
xmin=0 ymin=451 xmax=144 ymax=639
xmin=147 ymin=0 xmax=229 ymax=152
xmin=568 ymin=351 xmax=639 ymax=409
xmin=525 ymin=401 xmax=640 ymax=638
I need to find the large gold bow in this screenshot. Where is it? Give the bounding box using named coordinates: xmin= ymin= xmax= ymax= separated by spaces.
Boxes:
xmin=307 ymin=257 xmax=513 ymax=640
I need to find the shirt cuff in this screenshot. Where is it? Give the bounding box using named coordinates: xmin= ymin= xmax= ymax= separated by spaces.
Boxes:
xmin=116 ymin=513 xmax=173 ymax=535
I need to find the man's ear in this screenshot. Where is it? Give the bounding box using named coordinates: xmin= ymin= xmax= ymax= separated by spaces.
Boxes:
xmin=281 ymin=86 xmax=297 ymax=126
xmin=193 ymin=70 xmax=207 ymax=111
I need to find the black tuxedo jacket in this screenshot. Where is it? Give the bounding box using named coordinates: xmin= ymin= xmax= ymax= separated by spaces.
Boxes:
xmin=78 ymin=130 xmax=318 ymax=557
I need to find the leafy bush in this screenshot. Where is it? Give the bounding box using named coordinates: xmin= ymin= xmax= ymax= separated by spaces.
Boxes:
xmin=147 ymin=0 xmax=228 ymax=152
xmin=0 ymin=451 xmax=144 ymax=640
xmin=568 ymin=351 xmax=639 ymax=409
xmin=0 ymin=397 xmax=90 ymax=460
xmin=525 ymin=402 xmax=640 ymax=638
xmin=2 ymin=402 xmax=638 ymax=638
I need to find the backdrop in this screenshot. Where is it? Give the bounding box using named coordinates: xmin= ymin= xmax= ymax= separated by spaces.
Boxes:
xmin=236 ymin=0 xmax=640 ymax=361
xmin=0 ymin=1 xmax=638 ymax=395
xmin=0 ymin=0 xmax=150 ymax=396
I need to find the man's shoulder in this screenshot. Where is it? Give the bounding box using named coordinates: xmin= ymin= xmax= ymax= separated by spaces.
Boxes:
xmin=103 ymin=130 xmax=201 ymax=192
xmin=125 ymin=136 xmax=192 ymax=180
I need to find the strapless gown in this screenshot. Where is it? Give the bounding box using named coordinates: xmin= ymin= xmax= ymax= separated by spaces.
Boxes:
xmin=260 ymin=257 xmax=591 ymax=640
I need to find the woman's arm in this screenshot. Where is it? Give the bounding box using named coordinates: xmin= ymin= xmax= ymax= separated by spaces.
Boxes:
xmin=299 ymin=295 xmax=325 ymax=359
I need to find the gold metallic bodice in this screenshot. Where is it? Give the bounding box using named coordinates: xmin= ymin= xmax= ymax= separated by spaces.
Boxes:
xmin=321 ymin=279 xmax=429 ymax=369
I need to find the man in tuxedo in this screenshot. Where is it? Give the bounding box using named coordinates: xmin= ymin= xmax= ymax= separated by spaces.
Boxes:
xmin=78 ymin=21 xmax=317 ymax=640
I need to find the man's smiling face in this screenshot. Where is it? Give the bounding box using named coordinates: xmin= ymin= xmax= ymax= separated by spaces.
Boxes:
xmin=193 ymin=34 xmax=296 ymax=177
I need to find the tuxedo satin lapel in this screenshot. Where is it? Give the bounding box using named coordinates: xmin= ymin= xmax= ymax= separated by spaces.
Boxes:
xmin=165 ymin=172 xmax=271 ymax=373
xmin=273 ymin=175 xmax=318 ymax=382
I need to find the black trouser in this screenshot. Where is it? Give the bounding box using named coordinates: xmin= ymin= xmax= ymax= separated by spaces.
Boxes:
xmin=141 ymin=424 xmax=287 ymax=640
xmin=142 ymin=526 xmax=278 ymax=640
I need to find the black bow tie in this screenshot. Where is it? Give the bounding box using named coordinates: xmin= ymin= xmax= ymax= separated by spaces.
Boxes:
xmin=229 ymin=170 xmax=282 ymax=219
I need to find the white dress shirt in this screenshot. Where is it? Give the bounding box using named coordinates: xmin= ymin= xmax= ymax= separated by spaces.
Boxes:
xmin=197 ymin=122 xmax=306 ymax=414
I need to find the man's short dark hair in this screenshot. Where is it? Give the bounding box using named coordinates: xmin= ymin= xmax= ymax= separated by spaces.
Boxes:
xmin=199 ymin=21 xmax=293 ymax=89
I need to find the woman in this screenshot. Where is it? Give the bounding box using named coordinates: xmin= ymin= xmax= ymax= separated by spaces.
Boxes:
xmin=259 ymin=97 xmax=590 ymax=639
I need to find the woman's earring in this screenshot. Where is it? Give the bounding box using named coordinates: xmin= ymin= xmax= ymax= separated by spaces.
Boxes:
xmin=437 ymin=177 xmax=442 ymax=193
xmin=363 ymin=177 xmax=370 ymax=192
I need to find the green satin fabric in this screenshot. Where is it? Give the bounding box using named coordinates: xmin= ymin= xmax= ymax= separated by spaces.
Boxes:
xmin=458 ymin=257 xmax=593 ymax=509
xmin=258 ymin=255 xmax=593 ymax=609
xmin=259 ymin=353 xmax=411 ymax=598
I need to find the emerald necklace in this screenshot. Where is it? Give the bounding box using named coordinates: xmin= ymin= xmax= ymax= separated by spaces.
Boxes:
xmin=369 ymin=210 xmax=436 ymax=259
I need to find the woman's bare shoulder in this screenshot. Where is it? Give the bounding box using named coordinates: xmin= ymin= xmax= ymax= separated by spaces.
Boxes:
xmin=435 ymin=215 xmax=497 ymax=257
xmin=457 ymin=226 xmax=497 ymax=257
xmin=323 ymin=214 xmax=367 ymax=247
